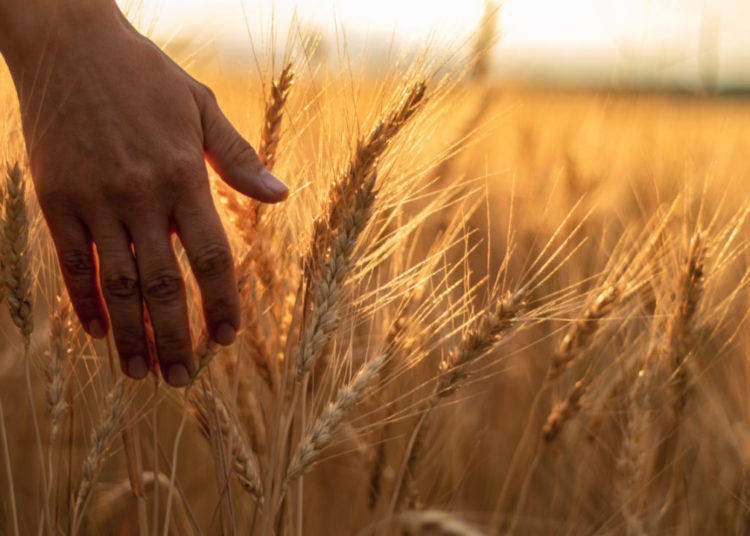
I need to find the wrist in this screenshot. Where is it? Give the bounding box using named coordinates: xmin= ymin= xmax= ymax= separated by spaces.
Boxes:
xmin=0 ymin=0 xmax=124 ymax=74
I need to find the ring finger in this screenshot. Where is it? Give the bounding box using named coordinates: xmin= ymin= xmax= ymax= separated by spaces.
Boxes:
xmin=89 ymin=218 xmax=149 ymax=379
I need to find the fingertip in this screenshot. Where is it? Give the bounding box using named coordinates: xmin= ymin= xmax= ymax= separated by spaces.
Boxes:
xmin=259 ymin=170 xmax=290 ymax=202
xmin=220 ymin=168 xmax=290 ymax=204
xmin=124 ymin=355 xmax=148 ymax=380
xmin=214 ymin=322 xmax=237 ymax=346
xmin=87 ymin=317 xmax=108 ymax=339
xmin=166 ymin=363 xmax=190 ymax=388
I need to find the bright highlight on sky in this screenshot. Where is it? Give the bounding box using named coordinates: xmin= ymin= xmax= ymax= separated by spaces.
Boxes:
xmin=129 ymin=0 xmax=750 ymax=89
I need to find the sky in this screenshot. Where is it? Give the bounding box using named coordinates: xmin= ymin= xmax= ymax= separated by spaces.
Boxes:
xmin=124 ymin=0 xmax=750 ymax=90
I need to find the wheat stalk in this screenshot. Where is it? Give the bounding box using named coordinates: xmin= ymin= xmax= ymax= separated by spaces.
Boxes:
xmin=216 ymin=61 xmax=293 ymax=275
xmin=617 ymin=366 xmax=651 ymax=536
xmin=0 ymin=401 xmax=19 ymax=536
xmin=241 ymin=278 xmax=279 ymax=393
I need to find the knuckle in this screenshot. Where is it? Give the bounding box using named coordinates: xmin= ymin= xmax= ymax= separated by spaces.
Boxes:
xmin=163 ymin=151 xmax=194 ymax=179
xmin=192 ymin=244 xmax=233 ymax=279
xmin=102 ymin=271 xmax=140 ymax=300
xmin=163 ymin=153 xmax=206 ymax=193
xmin=142 ymin=270 xmax=184 ymax=303
xmin=60 ymin=249 xmax=94 ymax=279
xmin=195 ymin=82 xmax=217 ymax=105
xmin=114 ymin=168 xmax=156 ymax=206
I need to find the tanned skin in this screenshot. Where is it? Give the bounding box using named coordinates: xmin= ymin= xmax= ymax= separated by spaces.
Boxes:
xmin=0 ymin=0 xmax=289 ymax=386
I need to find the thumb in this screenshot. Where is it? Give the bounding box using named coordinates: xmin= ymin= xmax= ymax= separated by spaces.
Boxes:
xmin=197 ymin=86 xmax=289 ymax=203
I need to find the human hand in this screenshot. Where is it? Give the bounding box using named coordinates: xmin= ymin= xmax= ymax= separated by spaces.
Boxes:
xmin=2 ymin=3 xmax=289 ymax=386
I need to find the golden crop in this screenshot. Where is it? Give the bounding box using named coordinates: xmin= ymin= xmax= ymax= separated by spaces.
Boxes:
xmin=2 ymin=16 xmax=750 ymax=535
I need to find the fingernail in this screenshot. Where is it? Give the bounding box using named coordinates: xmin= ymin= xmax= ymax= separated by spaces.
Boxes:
xmin=127 ymin=356 xmax=148 ymax=380
xmin=215 ymin=323 xmax=236 ymax=346
xmin=260 ymin=169 xmax=289 ymax=198
xmin=166 ymin=364 xmax=190 ymax=388
xmin=88 ymin=318 xmax=106 ymax=339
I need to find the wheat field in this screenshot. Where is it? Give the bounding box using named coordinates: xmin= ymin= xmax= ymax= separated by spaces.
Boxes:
xmin=2 ymin=11 xmax=750 ymax=536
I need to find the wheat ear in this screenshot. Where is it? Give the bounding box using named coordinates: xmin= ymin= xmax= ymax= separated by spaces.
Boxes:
xmin=2 ymin=163 xmax=32 ymax=339
xmin=666 ymin=232 xmax=705 ymax=416
xmin=2 ymin=162 xmax=51 ymax=531
xmin=393 ymin=288 xmax=526 ymax=512
xmin=664 ymin=231 xmax=706 ymax=531
xmin=72 ymin=380 xmax=127 ymax=533
xmin=192 ymin=394 xmax=264 ymax=504
xmin=617 ymin=366 xmax=651 ymax=536
xmin=295 ymin=83 xmax=427 ymax=381
xmin=216 ymin=62 xmax=293 ymax=248
xmin=547 ymin=284 xmax=622 ymax=382
xmin=47 ymin=293 xmax=73 ymax=446
xmin=295 ymin=172 xmax=378 ymax=379
xmin=304 ymin=81 xmax=427 ymax=276
xmin=259 ymin=62 xmax=294 ymax=172
xmin=437 ymin=288 xmax=526 ymax=398
xmin=542 ymin=379 xmax=586 ymax=444
xmin=285 ymin=353 xmax=387 ymax=488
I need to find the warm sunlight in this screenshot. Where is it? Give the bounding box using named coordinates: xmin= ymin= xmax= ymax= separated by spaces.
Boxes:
xmin=132 ymin=0 xmax=750 ymax=87
xmin=5 ymin=0 xmax=750 ymax=533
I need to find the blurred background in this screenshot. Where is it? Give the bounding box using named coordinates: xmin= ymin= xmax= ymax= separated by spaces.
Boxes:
xmin=126 ymin=0 xmax=750 ymax=92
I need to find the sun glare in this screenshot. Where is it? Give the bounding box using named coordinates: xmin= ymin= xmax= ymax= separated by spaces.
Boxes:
xmin=130 ymin=0 xmax=750 ymax=87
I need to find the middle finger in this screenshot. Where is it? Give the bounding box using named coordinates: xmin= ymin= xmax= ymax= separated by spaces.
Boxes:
xmin=131 ymin=217 xmax=193 ymax=387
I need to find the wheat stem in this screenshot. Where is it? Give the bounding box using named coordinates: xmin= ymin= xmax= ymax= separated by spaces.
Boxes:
xmin=0 ymin=400 xmax=20 ymax=536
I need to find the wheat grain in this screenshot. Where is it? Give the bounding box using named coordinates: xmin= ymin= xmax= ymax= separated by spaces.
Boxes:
xmin=542 ymin=379 xmax=586 ymax=444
